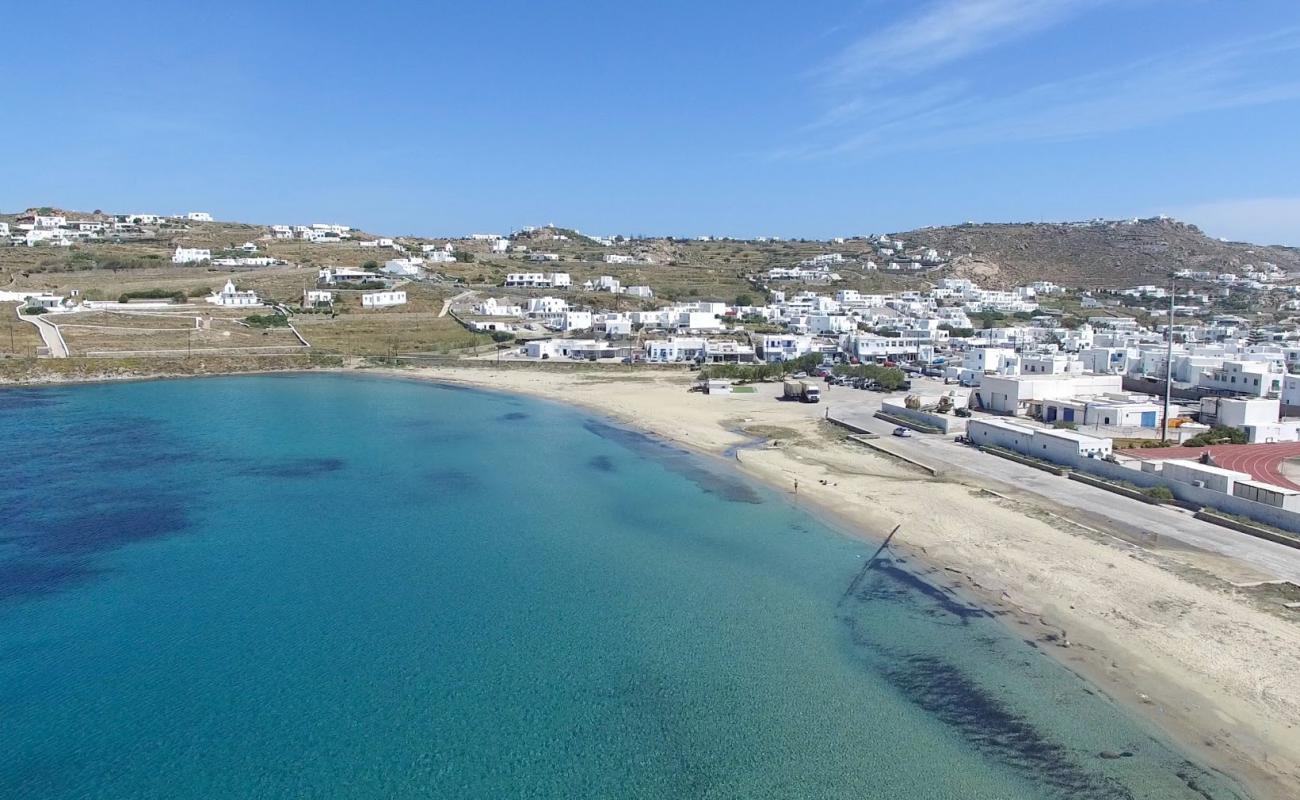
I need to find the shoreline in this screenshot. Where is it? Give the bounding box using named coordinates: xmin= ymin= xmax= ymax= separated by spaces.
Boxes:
xmin=12 ymin=363 xmax=1300 ymax=798
xmin=377 ymin=364 xmax=1299 ymax=800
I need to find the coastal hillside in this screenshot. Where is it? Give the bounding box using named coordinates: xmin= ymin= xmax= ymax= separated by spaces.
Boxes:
xmin=889 ymin=218 xmax=1300 ymax=289
xmin=3 ymin=209 xmax=1297 ymax=295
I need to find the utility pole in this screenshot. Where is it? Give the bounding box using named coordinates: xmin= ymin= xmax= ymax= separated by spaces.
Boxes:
xmin=1161 ymin=275 xmax=1176 ymax=443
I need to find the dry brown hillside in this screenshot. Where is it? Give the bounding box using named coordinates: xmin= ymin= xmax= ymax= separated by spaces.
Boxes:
xmin=891 ymin=218 xmax=1300 ymax=289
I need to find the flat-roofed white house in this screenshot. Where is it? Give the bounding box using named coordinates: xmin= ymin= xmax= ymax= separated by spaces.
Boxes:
xmin=173 ymin=247 xmax=211 ymax=264
xmin=362 ymin=290 xmax=407 ymax=308
xmin=25 ymin=293 xmax=66 ymax=310
xmin=207 ymin=280 xmax=260 ymax=307
xmin=381 ymin=258 xmax=423 ymax=276
xmin=186 ymin=212 xmax=214 ymax=222
xmin=966 ymin=418 xmax=1112 ymax=463
xmin=303 ymin=289 xmax=334 ymax=307
xmin=318 ymin=267 xmax=381 ymax=285
xmin=645 ymin=336 xmax=706 ymax=362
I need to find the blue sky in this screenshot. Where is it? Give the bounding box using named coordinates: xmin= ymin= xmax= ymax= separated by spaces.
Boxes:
xmin=3 ymin=0 xmax=1299 ymax=244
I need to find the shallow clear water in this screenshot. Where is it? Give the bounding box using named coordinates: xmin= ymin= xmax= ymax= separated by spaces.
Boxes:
xmin=0 ymin=374 xmax=1247 ymax=798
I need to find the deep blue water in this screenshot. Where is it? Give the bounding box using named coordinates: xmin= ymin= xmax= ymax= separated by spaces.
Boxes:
xmin=0 ymin=374 xmax=1247 ymax=798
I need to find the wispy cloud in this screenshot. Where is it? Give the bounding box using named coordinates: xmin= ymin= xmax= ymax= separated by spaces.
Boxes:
xmin=780 ymin=26 xmax=1300 ymax=160
xmin=1166 ymin=197 xmax=1300 ymax=247
xmin=817 ymin=0 xmax=1102 ymax=87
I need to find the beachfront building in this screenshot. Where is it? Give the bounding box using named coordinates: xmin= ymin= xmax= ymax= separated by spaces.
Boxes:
xmin=645 ymin=336 xmax=706 ymax=362
xmin=361 ymin=290 xmax=407 ymax=308
xmin=966 ymin=418 xmax=1112 ymax=462
xmin=760 ymin=334 xmax=815 ymax=363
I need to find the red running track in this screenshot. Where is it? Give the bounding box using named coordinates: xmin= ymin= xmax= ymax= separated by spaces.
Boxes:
xmin=1125 ymin=442 xmax=1300 ymax=491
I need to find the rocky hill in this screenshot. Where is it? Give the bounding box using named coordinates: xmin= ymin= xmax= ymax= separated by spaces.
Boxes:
xmin=889 ymin=218 xmax=1300 ymax=289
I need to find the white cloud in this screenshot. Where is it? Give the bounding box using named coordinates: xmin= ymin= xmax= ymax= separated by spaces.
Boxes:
xmin=818 ymin=0 xmax=1100 ymax=86
xmin=1166 ymin=197 xmax=1300 ymax=247
xmin=783 ymin=27 xmax=1300 ymax=160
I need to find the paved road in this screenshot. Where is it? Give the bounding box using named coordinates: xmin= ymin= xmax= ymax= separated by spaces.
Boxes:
xmin=24 ymin=311 xmax=68 ymax=357
xmin=439 ymin=290 xmax=475 ymax=318
xmin=822 ymin=388 xmax=1300 ymax=584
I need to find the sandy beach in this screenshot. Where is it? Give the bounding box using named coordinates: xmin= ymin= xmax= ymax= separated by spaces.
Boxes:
xmin=388 ymin=364 xmax=1300 ymax=800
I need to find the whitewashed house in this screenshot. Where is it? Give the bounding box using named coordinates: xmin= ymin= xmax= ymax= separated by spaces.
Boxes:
xmin=362 ymin=290 xmax=407 ymax=308
xmin=645 ymin=337 xmax=706 ymax=362
xmin=381 ymin=258 xmax=423 ymax=276
xmin=186 ymin=212 xmax=214 ymax=222
xmin=318 ymin=267 xmax=381 ymax=285
xmin=271 ymin=225 xmax=294 ymax=239
xmin=303 ymin=289 xmax=334 ymax=307
xmin=172 ymin=247 xmax=211 ymax=264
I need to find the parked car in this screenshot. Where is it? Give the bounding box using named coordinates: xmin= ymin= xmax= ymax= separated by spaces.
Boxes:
xmin=892 ymin=427 xmax=912 ymax=438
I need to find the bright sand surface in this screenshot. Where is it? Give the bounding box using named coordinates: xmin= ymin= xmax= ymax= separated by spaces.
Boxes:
xmin=395 ymin=365 xmax=1300 ymax=800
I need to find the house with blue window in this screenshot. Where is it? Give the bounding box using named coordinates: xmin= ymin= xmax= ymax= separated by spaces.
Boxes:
xmin=1040 ymin=393 xmax=1166 ymax=429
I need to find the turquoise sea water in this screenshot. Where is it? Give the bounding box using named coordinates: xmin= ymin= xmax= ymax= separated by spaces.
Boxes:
xmin=0 ymin=374 xmax=1247 ymax=799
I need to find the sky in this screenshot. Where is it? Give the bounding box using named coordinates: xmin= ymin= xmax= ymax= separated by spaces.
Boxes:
xmin=2 ymin=0 xmax=1299 ymax=244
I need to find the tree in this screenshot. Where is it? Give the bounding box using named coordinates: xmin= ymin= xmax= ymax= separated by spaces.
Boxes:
xmin=734 ymin=293 xmax=754 ymax=307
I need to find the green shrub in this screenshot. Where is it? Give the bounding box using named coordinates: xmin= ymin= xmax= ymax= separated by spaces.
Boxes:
xmin=245 ymin=314 xmax=290 ymax=328
xmin=1182 ymin=426 xmax=1247 ymax=447
xmin=1142 ymin=485 xmax=1175 ymax=501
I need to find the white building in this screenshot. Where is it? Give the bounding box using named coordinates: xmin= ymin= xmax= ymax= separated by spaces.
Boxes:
xmin=318 ymin=267 xmax=381 ymax=285
xmin=186 ymin=212 xmax=214 ymax=222
xmin=977 ymin=374 xmax=1123 ymax=416
xmin=761 ymin=334 xmax=815 ymax=363
xmin=362 ymin=290 xmax=407 ymax=308
xmin=271 ymin=225 xmax=294 ymax=239
xmin=604 ymin=254 xmax=653 ymax=265
xmin=206 ymin=280 xmax=260 ymax=307
xmin=967 ymin=418 xmax=1112 ymax=462
xmin=1041 ymin=394 xmax=1162 ymax=429
xmin=526 ymin=297 xmax=568 ymax=315
xmin=474 ymin=298 xmax=524 ymax=317
xmin=1198 ymin=361 xmax=1281 ymax=398
xmin=645 ymin=336 xmax=706 ymax=362
xmin=172 ymin=247 xmax=211 ymax=264
xmin=303 ymin=289 xmax=334 ymax=307
xmin=381 ymin=258 xmax=423 ymax=276
xmin=505 ymin=272 xmax=569 ymax=288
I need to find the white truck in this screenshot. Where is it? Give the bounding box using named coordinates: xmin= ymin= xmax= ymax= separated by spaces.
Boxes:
xmin=783 ymin=379 xmax=822 ymax=403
